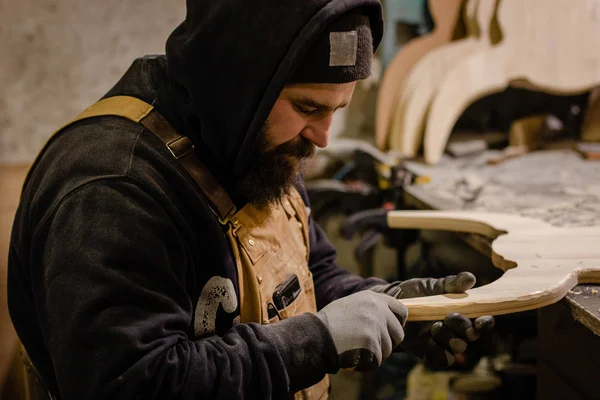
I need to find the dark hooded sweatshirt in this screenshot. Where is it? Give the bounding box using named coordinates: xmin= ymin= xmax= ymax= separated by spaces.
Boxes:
xmin=8 ymin=1 xmax=385 ymax=399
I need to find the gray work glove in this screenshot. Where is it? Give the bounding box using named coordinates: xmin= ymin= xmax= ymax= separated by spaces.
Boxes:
xmin=316 ymin=291 xmax=408 ymax=372
xmin=369 ymin=272 xmax=495 ymax=368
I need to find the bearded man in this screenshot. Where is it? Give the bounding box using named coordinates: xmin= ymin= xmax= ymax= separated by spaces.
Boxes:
xmin=7 ymin=0 xmax=493 ymax=399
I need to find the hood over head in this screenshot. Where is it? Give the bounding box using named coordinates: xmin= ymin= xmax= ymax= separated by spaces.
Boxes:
xmin=165 ymin=0 xmax=383 ymax=181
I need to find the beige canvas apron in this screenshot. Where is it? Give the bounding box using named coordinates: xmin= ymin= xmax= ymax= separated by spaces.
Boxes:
xmin=48 ymin=95 xmax=330 ymax=400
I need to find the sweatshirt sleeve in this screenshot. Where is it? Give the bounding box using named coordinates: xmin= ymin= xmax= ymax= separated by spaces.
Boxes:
xmin=33 ymin=179 xmax=337 ymax=400
xmin=295 ymin=181 xmax=387 ymax=310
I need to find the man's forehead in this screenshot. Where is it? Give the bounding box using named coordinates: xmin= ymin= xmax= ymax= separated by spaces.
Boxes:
xmin=282 ymin=83 xmax=355 ymax=109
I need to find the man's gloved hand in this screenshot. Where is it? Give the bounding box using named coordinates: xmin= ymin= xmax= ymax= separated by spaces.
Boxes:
xmin=369 ymin=272 xmax=495 ymax=368
xmin=369 ymin=271 xmax=477 ymax=299
xmin=316 ymin=291 xmax=408 ymax=372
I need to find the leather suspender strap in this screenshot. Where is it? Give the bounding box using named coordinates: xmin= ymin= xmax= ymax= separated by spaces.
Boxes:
xmin=70 ymin=95 xmax=237 ymax=224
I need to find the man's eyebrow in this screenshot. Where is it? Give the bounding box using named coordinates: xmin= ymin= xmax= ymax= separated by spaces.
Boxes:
xmin=292 ymin=96 xmax=348 ymax=112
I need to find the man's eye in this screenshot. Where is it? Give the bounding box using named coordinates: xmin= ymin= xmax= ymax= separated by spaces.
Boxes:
xmin=296 ymin=105 xmax=318 ymax=115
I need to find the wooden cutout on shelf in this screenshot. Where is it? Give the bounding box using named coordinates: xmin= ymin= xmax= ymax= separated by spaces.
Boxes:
xmin=486 ymin=115 xmax=546 ymax=165
xmin=386 ymin=210 xmax=600 ymax=321
xmin=508 ymin=115 xmax=545 ymax=150
xmin=374 ymin=0 xmax=465 ymax=150
xmin=581 ymin=87 xmax=600 ymax=142
xmin=388 ymin=0 xmax=500 ymax=157
xmin=575 ymin=142 xmax=600 ymax=160
xmin=423 ymin=0 xmax=600 ymax=165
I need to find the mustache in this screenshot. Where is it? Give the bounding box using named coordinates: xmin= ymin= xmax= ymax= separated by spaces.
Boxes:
xmin=268 ymin=136 xmax=316 ymax=159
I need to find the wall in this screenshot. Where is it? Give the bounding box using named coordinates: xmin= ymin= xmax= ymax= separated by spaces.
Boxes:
xmin=0 ymin=0 xmax=186 ymax=163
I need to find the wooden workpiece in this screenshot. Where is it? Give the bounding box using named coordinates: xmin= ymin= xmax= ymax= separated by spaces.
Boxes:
xmin=507 ymin=115 xmax=545 ymax=150
xmin=388 ymin=0 xmax=500 ymax=157
xmin=575 ymin=141 xmax=600 ymax=160
xmin=581 ymin=87 xmax=600 ymax=143
xmin=396 ymin=149 xmax=600 ymax=334
xmin=424 ymin=0 xmax=600 ymax=165
xmin=375 ymin=0 xmax=464 ymax=150
xmin=387 ymin=210 xmax=600 ymax=321
xmin=485 ymin=115 xmax=546 ymax=165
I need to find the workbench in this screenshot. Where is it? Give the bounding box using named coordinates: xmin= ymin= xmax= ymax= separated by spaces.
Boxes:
xmin=401 ymin=148 xmax=600 ymax=399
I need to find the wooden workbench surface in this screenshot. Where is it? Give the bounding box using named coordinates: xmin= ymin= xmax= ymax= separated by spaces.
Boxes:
xmin=402 ymin=149 xmax=600 ymax=335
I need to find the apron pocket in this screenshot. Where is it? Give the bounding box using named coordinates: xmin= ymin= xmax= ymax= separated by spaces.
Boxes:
xmin=268 ymin=272 xmax=316 ymax=322
xmin=277 ymin=289 xmax=307 ymax=320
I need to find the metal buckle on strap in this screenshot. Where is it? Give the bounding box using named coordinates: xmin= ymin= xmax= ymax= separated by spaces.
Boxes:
xmin=166 ymin=136 xmax=195 ymax=159
xmin=218 ymin=205 xmax=238 ymax=225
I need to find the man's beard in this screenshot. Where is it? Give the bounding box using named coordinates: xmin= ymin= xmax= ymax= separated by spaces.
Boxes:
xmin=237 ymin=123 xmax=316 ymax=209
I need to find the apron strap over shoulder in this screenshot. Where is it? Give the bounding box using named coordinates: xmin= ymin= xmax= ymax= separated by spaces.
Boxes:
xmin=71 ymin=95 xmax=237 ymax=224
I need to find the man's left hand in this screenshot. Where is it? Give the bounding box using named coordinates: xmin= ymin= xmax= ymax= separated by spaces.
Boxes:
xmin=369 ymin=272 xmax=495 ymax=368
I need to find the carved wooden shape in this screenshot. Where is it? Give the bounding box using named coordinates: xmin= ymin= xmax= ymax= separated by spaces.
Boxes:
xmin=387 ymin=210 xmax=600 ymax=321
xmin=424 ymin=0 xmax=600 ymax=164
xmin=581 ymin=87 xmax=600 ymax=142
xmin=388 ymin=0 xmax=499 ymax=157
xmin=375 ymin=0 xmax=464 ymax=150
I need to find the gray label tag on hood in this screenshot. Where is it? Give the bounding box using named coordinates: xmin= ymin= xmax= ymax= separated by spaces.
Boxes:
xmin=329 ymin=31 xmax=357 ymax=66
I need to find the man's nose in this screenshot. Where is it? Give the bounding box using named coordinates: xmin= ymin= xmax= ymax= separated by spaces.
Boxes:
xmin=301 ymin=114 xmax=333 ymax=148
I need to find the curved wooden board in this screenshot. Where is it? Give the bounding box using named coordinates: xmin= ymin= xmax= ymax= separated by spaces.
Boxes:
xmin=386 ymin=210 xmax=600 ymax=321
xmin=375 ymin=0 xmax=464 ymax=150
xmin=401 ymin=259 xmax=600 ymax=321
xmin=387 ymin=210 xmax=553 ymax=238
xmin=388 ymin=0 xmax=490 ymax=157
xmin=423 ymin=49 xmax=508 ymax=164
xmin=423 ymin=0 xmax=600 ymax=164
xmin=506 ymin=0 xmax=600 ymax=93
xmin=394 ymin=0 xmax=481 ymax=102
